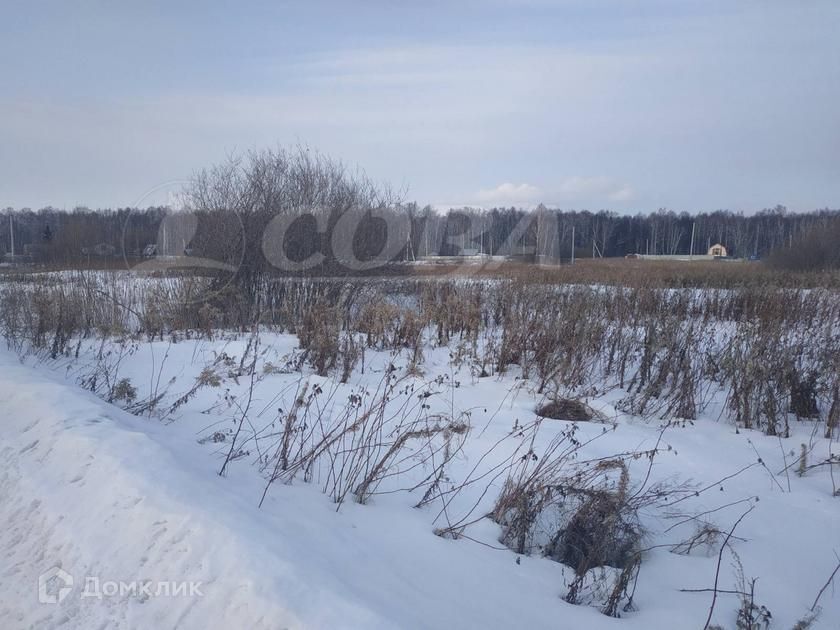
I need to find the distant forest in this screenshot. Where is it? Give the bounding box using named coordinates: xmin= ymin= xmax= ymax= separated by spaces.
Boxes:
xmin=3 ymin=204 xmax=839 ymax=267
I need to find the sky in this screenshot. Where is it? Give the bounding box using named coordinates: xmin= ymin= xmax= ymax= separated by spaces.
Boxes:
xmin=1 ymin=0 xmax=838 ymax=213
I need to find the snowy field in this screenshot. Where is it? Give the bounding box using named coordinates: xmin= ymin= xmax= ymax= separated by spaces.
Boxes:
xmin=2 ymin=321 xmax=839 ymax=629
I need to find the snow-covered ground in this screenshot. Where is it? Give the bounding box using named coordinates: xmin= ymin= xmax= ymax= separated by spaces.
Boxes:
xmin=1 ymin=333 xmax=839 ymax=629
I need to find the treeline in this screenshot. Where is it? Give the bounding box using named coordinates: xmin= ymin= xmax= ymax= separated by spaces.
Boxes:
xmin=2 ymin=148 xmax=838 ymax=269
xmin=4 ymin=204 xmax=839 ymax=263
xmin=0 ymin=206 xmax=167 ymax=263
xmin=418 ymin=205 xmax=840 ymax=260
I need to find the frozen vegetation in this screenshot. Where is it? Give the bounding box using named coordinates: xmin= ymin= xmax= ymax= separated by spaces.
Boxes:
xmin=1 ymin=271 xmax=839 ymax=629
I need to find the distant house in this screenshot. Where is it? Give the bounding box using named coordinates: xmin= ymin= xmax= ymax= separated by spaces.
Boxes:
xmin=707 ymin=243 xmax=727 ymax=257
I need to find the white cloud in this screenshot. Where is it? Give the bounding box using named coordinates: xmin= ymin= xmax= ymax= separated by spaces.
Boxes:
xmin=607 ymin=185 xmax=636 ymax=203
xmin=475 ymin=182 xmax=543 ymax=207
xmin=471 ymin=177 xmax=635 ymax=208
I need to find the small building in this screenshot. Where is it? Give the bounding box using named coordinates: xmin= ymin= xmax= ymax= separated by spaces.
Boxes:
xmin=707 ymin=243 xmax=727 ymax=257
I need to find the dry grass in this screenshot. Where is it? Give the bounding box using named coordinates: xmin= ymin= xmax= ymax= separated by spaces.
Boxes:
xmin=409 ymin=258 xmax=840 ymax=289
xmin=3 ymin=268 xmax=839 ymax=437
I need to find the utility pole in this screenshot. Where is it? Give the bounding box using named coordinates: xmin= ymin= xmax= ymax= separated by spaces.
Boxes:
xmin=9 ymin=214 xmax=14 ymax=258
xmin=571 ymin=225 xmax=575 ymax=265
xmin=689 ymin=222 xmax=696 ymax=259
xmin=406 ymin=231 xmax=415 ymax=262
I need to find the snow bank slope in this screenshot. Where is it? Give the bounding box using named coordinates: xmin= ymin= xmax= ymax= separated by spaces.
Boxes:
xmin=0 ymin=352 xmax=390 ymax=629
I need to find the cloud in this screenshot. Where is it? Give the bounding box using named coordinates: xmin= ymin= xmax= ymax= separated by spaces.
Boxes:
xmin=607 ymin=186 xmax=635 ymax=203
xmin=475 ymin=182 xmax=543 ymax=206
xmin=471 ymin=177 xmax=635 ymax=208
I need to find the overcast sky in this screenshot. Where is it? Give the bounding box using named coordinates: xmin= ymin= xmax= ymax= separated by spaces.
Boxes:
xmin=1 ymin=1 xmax=838 ymax=212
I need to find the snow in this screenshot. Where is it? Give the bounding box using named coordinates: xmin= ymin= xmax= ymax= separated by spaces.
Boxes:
xmin=1 ymin=334 xmax=839 ymax=629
